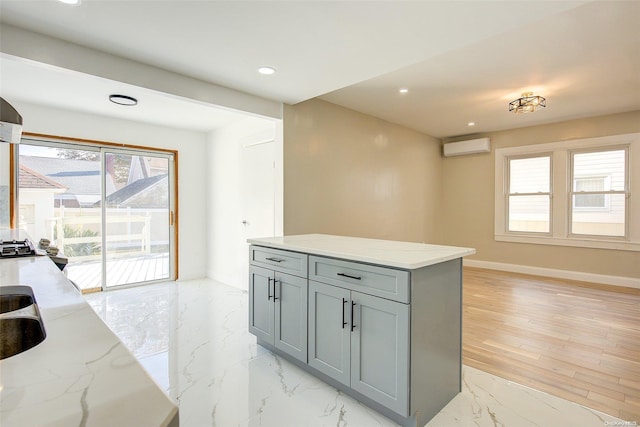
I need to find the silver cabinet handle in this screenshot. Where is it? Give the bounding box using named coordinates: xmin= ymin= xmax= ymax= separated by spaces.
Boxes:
xmin=265 ymin=257 xmax=284 ymax=263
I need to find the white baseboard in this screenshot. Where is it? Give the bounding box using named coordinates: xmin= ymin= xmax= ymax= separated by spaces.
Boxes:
xmin=207 ymin=270 xmax=247 ymax=291
xmin=463 ymin=259 xmax=640 ymax=290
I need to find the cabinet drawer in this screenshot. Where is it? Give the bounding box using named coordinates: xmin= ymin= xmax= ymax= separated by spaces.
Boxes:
xmin=309 ymin=256 xmax=409 ymax=303
xmin=250 ymin=246 xmax=308 ymax=277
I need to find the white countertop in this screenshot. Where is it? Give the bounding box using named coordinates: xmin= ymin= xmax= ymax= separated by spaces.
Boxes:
xmin=247 ymin=234 xmax=475 ymax=269
xmin=0 ymin=245 xmax=178 ymax=426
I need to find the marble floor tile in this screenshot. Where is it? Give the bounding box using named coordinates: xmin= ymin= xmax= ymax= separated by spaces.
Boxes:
xmin=84 ymin=279 xmax=626 ymax=427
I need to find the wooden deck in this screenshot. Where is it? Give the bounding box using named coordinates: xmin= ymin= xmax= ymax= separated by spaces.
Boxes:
xmin=67 ymin=253 xmax=169 ymax=291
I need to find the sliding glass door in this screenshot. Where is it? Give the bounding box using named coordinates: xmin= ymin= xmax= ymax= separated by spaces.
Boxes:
xmin=18 ymin=139 xmax=175 ymax=292
xmin=103 ymin=150 xmax=172 ymax=288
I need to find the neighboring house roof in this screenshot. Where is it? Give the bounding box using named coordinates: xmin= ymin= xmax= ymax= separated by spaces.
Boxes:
xmin=19 ymin=155 xmax=115 ymax=196
xmin=97 ymin=174 xmax=168 ymax=208
xmin=19 ymin=165 xmax=67 ymax=190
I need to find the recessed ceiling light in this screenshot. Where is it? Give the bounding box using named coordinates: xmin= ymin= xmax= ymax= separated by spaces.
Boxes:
xmin=258 ymin=66 xmax=276 ymax=75
xmin=468 ymin=122 xmax=475 ymax=127
xmin=399 ymin=88 xmax=409 ymax=94
xmin=58 ymin=0 xmax=81 ymax=5
xmin=109 ymin=94 xmax=138 ymax=106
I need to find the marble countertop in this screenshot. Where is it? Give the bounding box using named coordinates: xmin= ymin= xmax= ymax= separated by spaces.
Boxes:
xmin=0 ymin=235 xmax=178 ymax=426
xmin=248 ymin=234 xmax=476 ymax=269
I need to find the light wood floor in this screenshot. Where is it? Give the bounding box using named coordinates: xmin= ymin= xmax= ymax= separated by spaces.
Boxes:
xmin=463 ymin=267 xmax=640 ymax=422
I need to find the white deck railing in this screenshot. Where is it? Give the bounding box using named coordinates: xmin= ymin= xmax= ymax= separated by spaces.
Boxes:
xmin=48 ymin=207 xmax=151 ymax=262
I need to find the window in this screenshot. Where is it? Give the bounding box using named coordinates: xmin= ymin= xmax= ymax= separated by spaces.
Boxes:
xmin=19 ymin=204 xmax=35 ymax=225
xmin=573 ymin=177 xmax=608 ymax=210
xmin=495 ymin=133 xmax=640 ymax=251
xmin=570 ymin=148 xmax=627 ymax=237
xmin=507 ymin=155 xmax=551 ymax=233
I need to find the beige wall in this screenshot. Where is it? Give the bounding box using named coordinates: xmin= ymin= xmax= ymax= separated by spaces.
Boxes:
xmin=439 ymin=110 xmax=640 ymax=279
xmin=283 ymin=100 xmax=639 ymax=279
xmin=283 ymin=99 xmax=441 ymax=243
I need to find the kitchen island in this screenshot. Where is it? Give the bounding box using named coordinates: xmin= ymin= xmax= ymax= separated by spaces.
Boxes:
xmin=0 ymin=231 xmax=178 ymax=427
xmin=247 ymin=234 xmax=475 ymax=427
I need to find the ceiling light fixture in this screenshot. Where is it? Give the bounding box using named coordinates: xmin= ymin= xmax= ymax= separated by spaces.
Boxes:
xmin=109 ymin=94 xmax=138 ymax=106
xmin=509 ymin=92 xmax=546 ymax=114
xmin=467 ymin=122 xmax=475 ymax=127
xmin=58 ymin=0 xmax=81 ymax=5
xmin=258 ymin=66 xmax=276 ymax=75
xmin=399 ymin=88 xmax=409 ymax=94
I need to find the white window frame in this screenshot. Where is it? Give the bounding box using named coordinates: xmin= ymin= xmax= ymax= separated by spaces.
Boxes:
xmin=569 ymin=146 xmax=629 ymax=240
xmin=505 ymin=153 xmax=553 ymax=235
xmin=495 ymin=132 xmax=640 ymax=252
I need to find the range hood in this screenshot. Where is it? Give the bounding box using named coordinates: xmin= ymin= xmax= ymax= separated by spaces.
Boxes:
xmin=0 ymin=97 xmax=23 ymax=144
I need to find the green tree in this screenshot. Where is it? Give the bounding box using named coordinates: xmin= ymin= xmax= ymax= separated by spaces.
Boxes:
xmin=59 ymin=225 xmax=100 ymax=257
xmin=56 ymin=149 xmax=99 ymax=161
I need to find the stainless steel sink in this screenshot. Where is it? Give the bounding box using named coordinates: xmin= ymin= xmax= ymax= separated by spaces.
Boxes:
xmin=0 ymin=286 xmax=35 ymax=314
xmin=0 ymin=286 xmax=46 ymax=360
xmin=0 ymin=317 xmax=46 ymax=359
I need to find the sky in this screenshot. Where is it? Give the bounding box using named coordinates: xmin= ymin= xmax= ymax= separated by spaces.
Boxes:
xmin=18 ymin=143 xmax=59 ymax=158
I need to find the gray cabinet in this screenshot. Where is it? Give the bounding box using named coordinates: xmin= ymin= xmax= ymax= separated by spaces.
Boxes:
xmin=249 ymin=264 xmax=308 ymax=363
xmin=249 ymin=265 xmax=274 ymax=344
xmin=250 ymin=246 xmax=307 ymax=277
xmin=308 ymin=281 xmax=351 ymax=385
xmin=274 ymin=271 xmax=307 ymax=361
xmin=249 ymin=243 xmax=463 ymax=427
xmin=351 ymin=291 xmax=409 ymax=416
xmin=309 ymin=255 xmax=410 ymax=303
xmin=309 ymin=280 xmax=409 ymax=416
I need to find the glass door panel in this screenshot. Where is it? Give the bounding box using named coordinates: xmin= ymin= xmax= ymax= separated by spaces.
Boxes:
xmin=18 ymin=143 xmax=103 ymax=292
xmin=104 ymin=151 xmax=171 ymax=288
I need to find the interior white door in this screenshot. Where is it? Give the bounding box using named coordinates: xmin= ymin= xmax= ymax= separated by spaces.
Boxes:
xmin=240 ymin=140 xmax=275 ymax=285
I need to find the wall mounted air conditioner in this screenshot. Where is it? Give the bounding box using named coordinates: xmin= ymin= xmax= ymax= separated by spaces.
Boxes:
xmin=443 ymin=137 xmax=490 ymax=157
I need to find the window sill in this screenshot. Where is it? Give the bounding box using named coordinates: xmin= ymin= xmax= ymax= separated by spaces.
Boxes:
xmin=494 ymin=234 xmax=640 ymax=252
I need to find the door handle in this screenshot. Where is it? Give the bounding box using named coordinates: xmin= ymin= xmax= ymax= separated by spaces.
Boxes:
xmin=267 ymin=277 xmax=272 ymax=300
xmin=342 ymin=298 xmax=348 ymax=329
xmin=350 ymin=301 xmax=356 ymax=331
xmin=273 ymin=280 xmax=279 ymax=301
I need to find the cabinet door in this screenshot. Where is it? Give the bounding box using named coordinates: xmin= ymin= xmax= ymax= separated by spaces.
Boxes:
xmin=249 ymin=265 xmax=274 ymax=345
xmin=351 ymin=291 xmax=409 ymax=416
xmin=308 ymin=281 xmax=351 ymax=386
xmin=274 ymin=272 xmax=308 ymax=363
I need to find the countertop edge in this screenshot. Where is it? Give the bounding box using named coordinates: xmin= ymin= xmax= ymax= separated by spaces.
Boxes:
xmin=0 ymin=253 xmax=179 ymax=427
xmin=248 ymin=234 xmax=476 ymax=270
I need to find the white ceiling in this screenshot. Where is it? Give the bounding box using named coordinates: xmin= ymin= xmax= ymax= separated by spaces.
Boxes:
xmin=0 ymin=56 xmax=245 ymax=132
xmin=1 ymin=0 xmax=639 ymax=138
